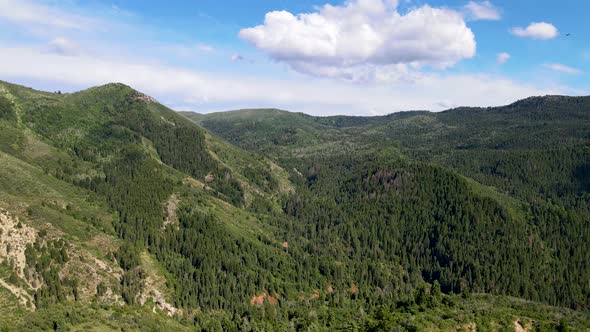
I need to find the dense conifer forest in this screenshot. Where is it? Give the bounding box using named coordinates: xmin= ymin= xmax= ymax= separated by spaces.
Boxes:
xmin=0 ymin=80 xmax=589 ymax=330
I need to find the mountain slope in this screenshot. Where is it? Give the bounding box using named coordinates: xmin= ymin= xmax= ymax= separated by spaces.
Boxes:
xmin=0 ymin=81 xmax=298 ymax=320
xmin=187 ymin=97 xmax=590 ymax=205
xmin=188 ymin=96 xmax=590 ymax=310
xmin=185 ymin=95 xmax=590 ymax=155
xmin=0 ymin=81 xmax=589 ymax=330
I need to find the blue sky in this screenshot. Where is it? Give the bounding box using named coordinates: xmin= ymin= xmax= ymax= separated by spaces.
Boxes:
xmin=0 ymin=0 xmax=588 ymax=115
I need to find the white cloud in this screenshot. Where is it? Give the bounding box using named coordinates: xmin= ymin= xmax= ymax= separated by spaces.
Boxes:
xmin=239 ymin=0 xmax=476 ymax=82
xmin=0 ymin=0 xmax=99 ymax=31
xmin=496 ymin=52 xmax=510 ymax=64
xmin=511 ymin=22 xmax=558 ymax=40
xmin=543 ymin=63 xmax=582 ymax=75
xmin=0 ymin=46 xmax=575 ymax=116
xmin=463 ymin=1 xmax=501 ymax=21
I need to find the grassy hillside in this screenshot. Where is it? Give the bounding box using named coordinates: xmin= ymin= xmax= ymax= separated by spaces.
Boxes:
xmin=0 ymin=81 xmax=297 ymax=325
xmin=1 ymin=81 xmax=589 ymax=330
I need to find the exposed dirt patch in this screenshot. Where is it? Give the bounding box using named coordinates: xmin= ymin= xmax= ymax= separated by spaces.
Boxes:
xmin=162 ymin=194 xmax=180 ymax=229
xmin=87 ymin=234 xmax=119 ymax=254
xmin=59 ymin=248 xmax=122 ymax=303
xmin=140 ymin=276 xmax=177 ymax=316
xmin=0 ymin=210 xmax=37 ymax=279
xmin=293 ymin=168 xmax=304 ymax=178
xmin=97 ymin=287 xmax=120 ymax=305
xmin=250 ymin=293 xmax=266 ymax=305
xmin=160 ymin=116 xmax=176 ymax=126
xmin=0 ymin=209 xmax=37 ymax=310
xmin=134 ymin=93 xmax=158 ymax=104
xmin=0 ymin=209 xmax=124 ymax=306
xmin=184 ymin=176 xmax=214 ymax=193
xmin=0 ymin=278 xmax=34 ymax=310
xmin=204 ymin=172 xmax=215 ymax=183
xmin=138 ymin=252 xmax=178 ymax=316
xmin=514 ymin=320 xmax=532 ymax=332
xmin=183 ymin=176 xmax=206 ymax=189
xmin=457 ymin=322 xmax=477 ymax=331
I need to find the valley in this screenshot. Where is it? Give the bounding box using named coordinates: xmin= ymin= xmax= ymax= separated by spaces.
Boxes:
xmin=0 ymin=80 xmax=589 ymax=330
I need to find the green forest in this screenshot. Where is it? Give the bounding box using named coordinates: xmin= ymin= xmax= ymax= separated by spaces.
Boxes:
xmin=0 ymin=80 xmax=589 ymax=331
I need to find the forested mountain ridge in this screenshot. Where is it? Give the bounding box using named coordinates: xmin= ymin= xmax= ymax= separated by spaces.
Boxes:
xmin=185 ymin=95 xmax=590 ymax=204
xmin=184 ymin=94 xmax=590 ymax=155
xmin=0 ymin=80 xmax=297 ymax=329
xmin=0 ymin=80 xmax=589 ymax=330
xmin=187 ymin=96 xmax=590 ymax=316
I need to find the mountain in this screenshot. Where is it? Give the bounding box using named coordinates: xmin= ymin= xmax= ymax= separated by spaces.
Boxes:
xmin=1 ymin=80 xmax=589 ymax=330
xmin=185 ymin=95 xmax=590 ymax=155
xmin=184 ymin=97 xmax=590 ymax=202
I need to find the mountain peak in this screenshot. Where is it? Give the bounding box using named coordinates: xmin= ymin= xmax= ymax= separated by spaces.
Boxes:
xmin=75 ymin=83 xmax=159 ymax=105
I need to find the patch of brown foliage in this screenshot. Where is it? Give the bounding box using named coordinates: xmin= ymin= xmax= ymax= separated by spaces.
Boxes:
xmin=309 ymin=289 xmax=320 ymax=300
xmin=249 ymin=292 xmax=278 ymax=306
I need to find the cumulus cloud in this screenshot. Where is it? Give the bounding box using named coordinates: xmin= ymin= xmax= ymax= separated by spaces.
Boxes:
xmin=543 ymin=63 xmax=582 ymax=75
xmin=511 ymin=22 xmax=558 ymax=40
xmin=239 ymin=0 xmax=476 ymax=82
xmin=463 ymin=1 xmax=501 ymax=21
xmin=496 ymin=52 xmax=510 ymax=64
